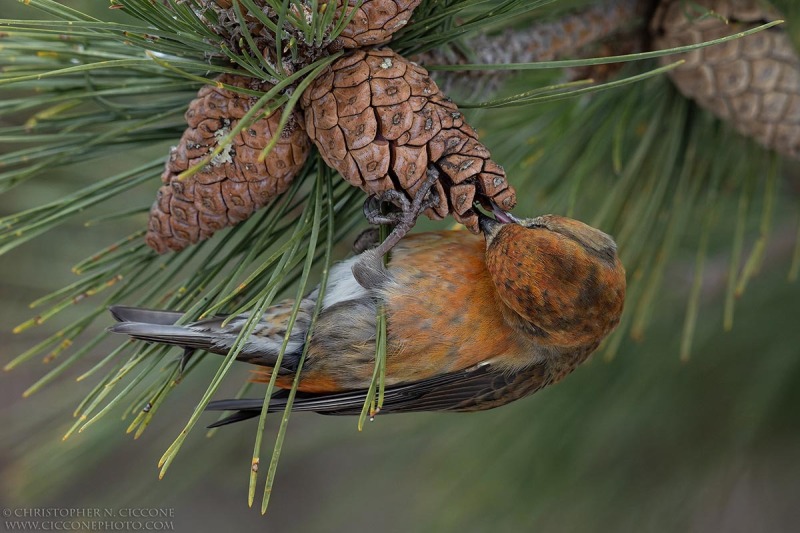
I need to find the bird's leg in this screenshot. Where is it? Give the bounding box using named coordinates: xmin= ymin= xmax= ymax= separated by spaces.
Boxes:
xmin=353 ymin=167 xmax=441 ymax=289
xmin=352 ymin=227 xmax=380 ymax=254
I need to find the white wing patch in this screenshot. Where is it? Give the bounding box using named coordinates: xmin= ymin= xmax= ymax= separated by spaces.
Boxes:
xmin=322 ymin=256 xmax=370 ymax=310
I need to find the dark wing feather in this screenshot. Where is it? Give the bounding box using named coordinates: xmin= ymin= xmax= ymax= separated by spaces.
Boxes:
xmin=207 ymin=410 xmax=262 ymax=427
xmin=205 ymin=362 xmax=551 ymax=426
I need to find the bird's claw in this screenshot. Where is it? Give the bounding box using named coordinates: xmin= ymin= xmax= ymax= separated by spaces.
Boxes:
xmin=353 ymin=166 xmax=441 ymax=290
xmin=363 ymin=166 xmax=441 ymax=258
xmin=363 ymin=189 xmax=412 ymax=226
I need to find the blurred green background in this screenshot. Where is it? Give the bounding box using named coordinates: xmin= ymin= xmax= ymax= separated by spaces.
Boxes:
xmin=2 ymin=1 xmax=800 ymax=532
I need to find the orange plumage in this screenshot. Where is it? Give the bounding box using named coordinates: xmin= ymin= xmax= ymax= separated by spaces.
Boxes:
xmin=109 ymin=213 xmax=626 ymax=422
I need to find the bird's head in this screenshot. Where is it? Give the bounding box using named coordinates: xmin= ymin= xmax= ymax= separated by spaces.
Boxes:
xmin=479 ymin=209 xmax=626 ymax=348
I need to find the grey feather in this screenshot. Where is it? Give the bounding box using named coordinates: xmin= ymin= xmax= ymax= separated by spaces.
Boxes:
xmin=108 ymin=322 xmax=218 ymax=351
xmin=109 ymin=305 xmax=184 ymax=325
xmin=107 ymin=305 xmax=310 ymax=369
xmin=351 ymin=249 xmax=392 ymax=290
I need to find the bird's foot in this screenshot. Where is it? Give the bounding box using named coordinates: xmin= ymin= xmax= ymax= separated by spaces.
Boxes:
xmin=363 ymin=165 xmax=441 ymax=259
xmin=362 ymin=189 xmax=412 ymax=226
xmin=353 ymin=166 xmax=441 ymax=289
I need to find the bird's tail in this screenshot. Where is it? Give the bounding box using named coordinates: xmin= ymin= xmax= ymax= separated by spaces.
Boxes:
xmin=108 ymin=307 xmax=216 ymax=351
xmin=107 ymin=303 xmax=311 ymax=368
xmin=109 ymin=306 xmax=185 ymax=326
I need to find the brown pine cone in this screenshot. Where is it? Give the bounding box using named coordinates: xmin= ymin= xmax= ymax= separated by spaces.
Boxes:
xmin=146 ymin=74 xmax=310 ymax=253
xmin=651 ymin=0 xmax=800 ymax=159
xmin=334 ymin=0 xmax=421 ymax=49
xmin=202 ymin=1 xmax=420 ymax=56
xmin=299 ymin=48 xmax=515 ymax=233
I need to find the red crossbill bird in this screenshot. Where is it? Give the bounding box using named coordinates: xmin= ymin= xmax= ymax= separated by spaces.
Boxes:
xmin=109 ymin=211 xmax=626 ymax=425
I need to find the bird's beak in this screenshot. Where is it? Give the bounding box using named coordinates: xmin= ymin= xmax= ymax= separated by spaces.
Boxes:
xmin=491 ymin=202 xmax=519 ymax=224
xmin=479 ymin=212 xmax=500 ymax=233
xmin=480 ymin=202 xmax=521 ymax=246
xmin=478 ymin=211 xmax=503 ymax=246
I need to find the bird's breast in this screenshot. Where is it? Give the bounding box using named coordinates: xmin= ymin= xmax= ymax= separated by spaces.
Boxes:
xmin=381 ymin=232 xmax=525 ymax=381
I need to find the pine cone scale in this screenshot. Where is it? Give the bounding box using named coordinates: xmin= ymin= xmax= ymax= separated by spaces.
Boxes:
xmin=311 ymin=92 xmax=340 ymax=130
xmin=321 ymin=126 xmax=349 ymax=161
xmin=334 ymin=60 xmax=371 ymax=87
xmin=392 ymin=145 xmax=427 ymax=189
xmin=449 ymin=183 xmax=476 ymax=216
xmin=439 ymin=154 xmax=483 ymax=184
xmin=220 ymin=180 xmax=255 ymax=222
xmin=332 ymin=83 xmax=372 ymax=117
xmin=338 ymin=107 xmax=378 ymax=149
xmin=370 ymin=77 xmax=412 ymax=107
xmin=377 ymin=101 xmax=414 ymax=140
xmin=761 ymin=92 xmax=788 ymax=121
xmin=308 ymin=68 xmax=335 ymax=100
xmin=401 ymin=108 xmax=431 ymax=146
xmin=352 ymin=141 xmax=392 ymax=182
xmin=362 ymin=0 xmax=398 ymax=29
xmin=335 ymin=0 xmax=422 ymax=49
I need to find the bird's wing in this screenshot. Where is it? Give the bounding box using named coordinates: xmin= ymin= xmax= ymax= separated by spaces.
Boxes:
xmin=205 ymin=362 xmax=551 ymax=427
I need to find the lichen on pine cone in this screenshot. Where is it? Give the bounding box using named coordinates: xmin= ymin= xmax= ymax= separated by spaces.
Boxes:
xmin=203 ymin=0 xmax=420 ymax=57
xmin=146 ymin=74 xmax=310 ymax=253
xmin=299 ymin=48 xmax=515 ymax=233
xmin=651 ymin=0 xmax=800 ymax=159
